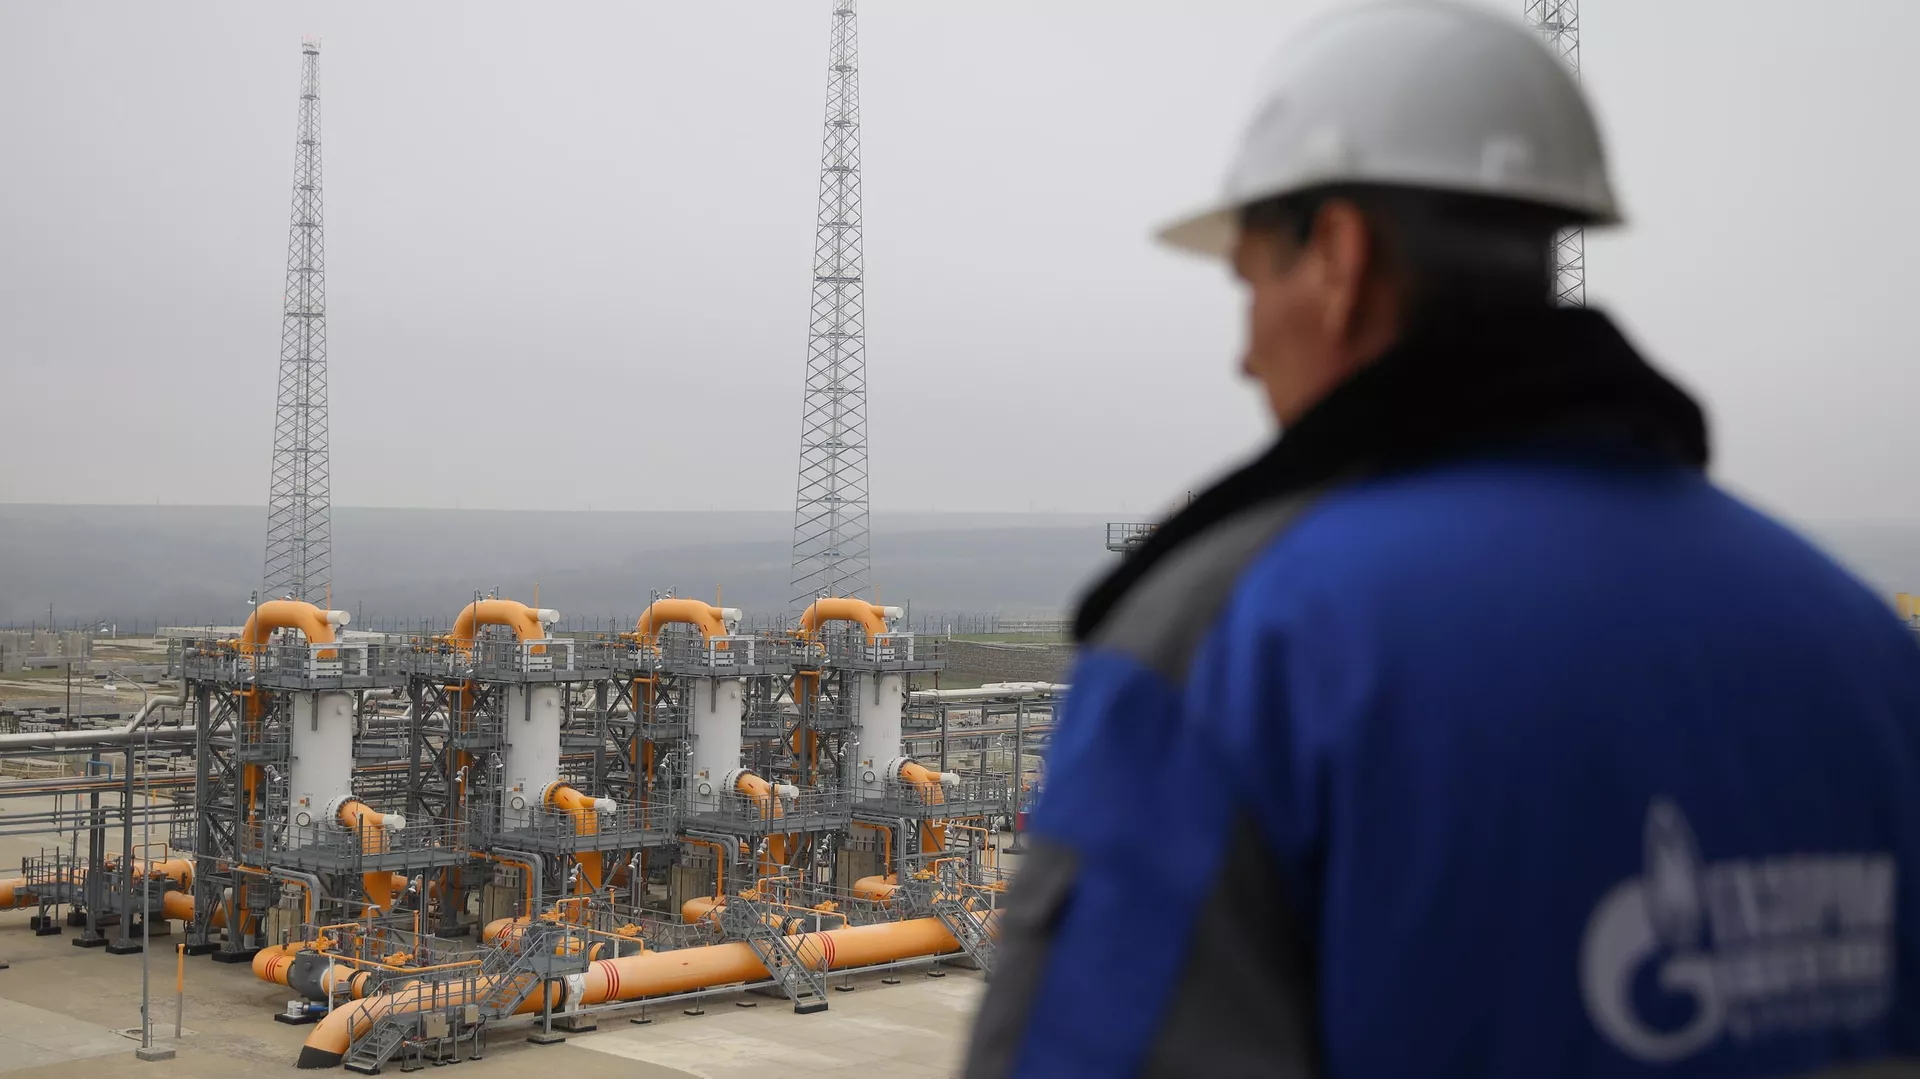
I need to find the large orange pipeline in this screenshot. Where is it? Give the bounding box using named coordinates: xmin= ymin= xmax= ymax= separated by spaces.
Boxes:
xmin=297 ymin=917 xmax=965 ymax=1069
xmin=0 ymin=879 xmax=36 ymax=910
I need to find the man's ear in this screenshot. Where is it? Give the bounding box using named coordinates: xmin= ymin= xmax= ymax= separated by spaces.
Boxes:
xmin=1309 ymin=199 xmax=1374 ymax=344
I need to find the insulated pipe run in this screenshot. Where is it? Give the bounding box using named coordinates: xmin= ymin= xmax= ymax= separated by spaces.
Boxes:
xmin=909 ymin=682 xmax=1070 ymax=703
xmin=297 ymin=917 xmax=969 ymax=1069
xmin=0 ymin=695 xmax=190 ymax=750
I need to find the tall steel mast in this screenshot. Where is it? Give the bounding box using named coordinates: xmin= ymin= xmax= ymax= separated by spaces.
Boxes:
xmin=790 ymin=2 xmax=873 ymax=610
xmin=262 ymin=37 xmax=332 ymax=601
xmin=1525 ymin=0 xmax=1586 ymax=307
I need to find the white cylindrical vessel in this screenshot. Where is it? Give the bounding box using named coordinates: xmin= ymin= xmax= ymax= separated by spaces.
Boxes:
xmin=501 ymin=684 xmax=563 ymax=830
xmin=288 ymin=691 xmax=355 ymax=847
xmin=689 ymin=677 xmax=746 ymax=795
xmin=854 ymin=672 xmax=906 ymax=799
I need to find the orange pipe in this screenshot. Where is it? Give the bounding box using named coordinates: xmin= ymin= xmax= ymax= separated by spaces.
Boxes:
xmin=234 ymin=599 xmax=342 ymax=654
xmin=298 ymin=917 xmax=965 ymax=1068
xmin=253 ymin=942 xmax=300 ymax=986
xmin=796 ymin=598 xmax=888 ymax=643
xmin=0 ymin=878 xmax=36 ymax=910
xmin=446 ymin=598 xmax=548 ymax=656
xmin=897 ymin=762 xmax=950 ymax=853
xmin=632 ymin=598 xmax=728 ymax=645
xmin=162 ymin=889 xmax=226 ymax=929
xmin=732 ymin=773 xmax=795 ymax=872
xmin=335 ymin=800 xmax=407 ymax=913
xmin=544 ymin=784 xmax=609 ymax=893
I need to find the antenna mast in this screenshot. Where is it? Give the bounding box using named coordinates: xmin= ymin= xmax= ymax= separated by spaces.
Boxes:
xmin=1525 ymin=0 xmax=1585 ymax=307
xmin=262 ymin=37 xmax=332 ymax=602
xmin=789 ymin=2 xmax=872 ymax=610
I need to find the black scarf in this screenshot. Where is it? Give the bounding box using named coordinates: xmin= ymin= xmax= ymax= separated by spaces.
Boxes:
xmin=1074 ymin=307 xmax=1710 ymax=641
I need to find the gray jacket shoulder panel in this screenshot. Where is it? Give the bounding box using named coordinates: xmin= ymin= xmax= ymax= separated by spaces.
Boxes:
xmin=1089 ymin=493 xmax=1319 ymax=683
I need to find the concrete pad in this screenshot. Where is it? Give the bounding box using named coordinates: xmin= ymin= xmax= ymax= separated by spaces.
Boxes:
xmin=0 ymin=999 xmax=136 ymax=1071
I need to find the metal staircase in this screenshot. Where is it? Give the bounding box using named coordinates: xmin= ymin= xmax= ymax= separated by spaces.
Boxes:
xmin=724 ymin=895 xmax=830 ymax=1014
xmin=342 ymin=938 xmax=552 ymax=1074
xmin=933 ymin=897 xmax=996 ymax=975
xmin=342 ymin=1013 xmax=419 ymax=1075
xmin=472 ymin=938 xmax=546 ymax=1017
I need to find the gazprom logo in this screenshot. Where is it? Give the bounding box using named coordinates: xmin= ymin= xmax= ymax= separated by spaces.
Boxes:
xmin=1580 ymin=799 xmax=1895 ymax=1063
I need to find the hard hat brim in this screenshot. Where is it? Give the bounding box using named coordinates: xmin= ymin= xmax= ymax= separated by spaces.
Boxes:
xmin=1154 ymin=203 xmax=1241 ymax=260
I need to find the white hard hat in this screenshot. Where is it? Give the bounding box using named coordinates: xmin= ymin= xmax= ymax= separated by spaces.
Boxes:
xmin=1159 ymin=0 xmax=1620 ymax=258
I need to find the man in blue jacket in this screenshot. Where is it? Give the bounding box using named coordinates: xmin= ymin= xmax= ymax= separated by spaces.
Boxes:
xmin=965 ymin=3 xmax=1920 ymax=1077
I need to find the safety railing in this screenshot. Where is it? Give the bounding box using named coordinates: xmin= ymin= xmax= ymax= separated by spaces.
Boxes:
xmin=483 ymin=799 xmax=676 ymax=850
xmin=471 ymin=636 xmax=578 ymax=678
xmin=865 ymin=770 xmax=1013 ymax=818
xmin=385 ymin=640 xmax=472 ymax=681
xmin=297 ymin=918 xmax=482 ymax=973
xmin=178 ymin=638 xmax=383 ymax=684
xmin=243 ymin=814 xmax=467 ymax=867
xmin=743 ymin=699 xmax=794 ymax=738
xmin=748 ymin=877 xmax=900 ymax=929
xmin=1106 ymin=521 xmax=1155 ymax=553
xmin=682 ymin=783 xmax=851 ymax=832
xmin=821 ymin=631 xmax=945 ymax=671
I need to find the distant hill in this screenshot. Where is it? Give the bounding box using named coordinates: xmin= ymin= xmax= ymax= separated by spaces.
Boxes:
xmin=2 ymin=504 xmax=1915 ymax=630
xmin=0 ymin=505 xmax=1116 ymax=629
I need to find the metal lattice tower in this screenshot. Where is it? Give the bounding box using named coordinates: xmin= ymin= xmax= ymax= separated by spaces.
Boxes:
xmin=790 ymin=1 xmax=871 ymax=610
xmin=262 ymin=37 xmax=332 ymax=602
xmin=1525 ymin=0 xmax=1586 ymax=307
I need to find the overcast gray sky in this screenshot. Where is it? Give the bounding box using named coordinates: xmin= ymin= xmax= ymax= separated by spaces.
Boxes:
xmin=1 ymin=1 xmax=1914 ymax=523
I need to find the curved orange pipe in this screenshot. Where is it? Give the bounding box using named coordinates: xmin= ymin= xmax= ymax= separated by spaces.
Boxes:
xmin=898 ymin=762 xmax=951 ymax=853
xmin=544 ymin=784 xmax=609 ymax=893
xmin=633 ymin=598 xmax=728 ymax=645
xmin=299 ymin=917 xmax=966 ymax=1068
xmin=796 ymin=598 xmax=888 ymax=643
xmin=336 ymin=800 xmax=407 ymax=913
xmin=734 ymin=773 xmax=795 ymax=872
xmin=234 ymin=600 xmax=341 ymax=654
xmin=447 ymin=598 xmax=547 ymax=656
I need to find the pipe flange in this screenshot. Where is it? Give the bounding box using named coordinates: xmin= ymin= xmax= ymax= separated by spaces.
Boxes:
xmin=538 ymin=780 xmax=571 ymax=808
xmin=884 ymin=757 xmax=915 ymax=782
xmin=322 ymin=794 xmax=356 ymax=831
xmin=720 ymin=767 xmax=750 ymax=793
